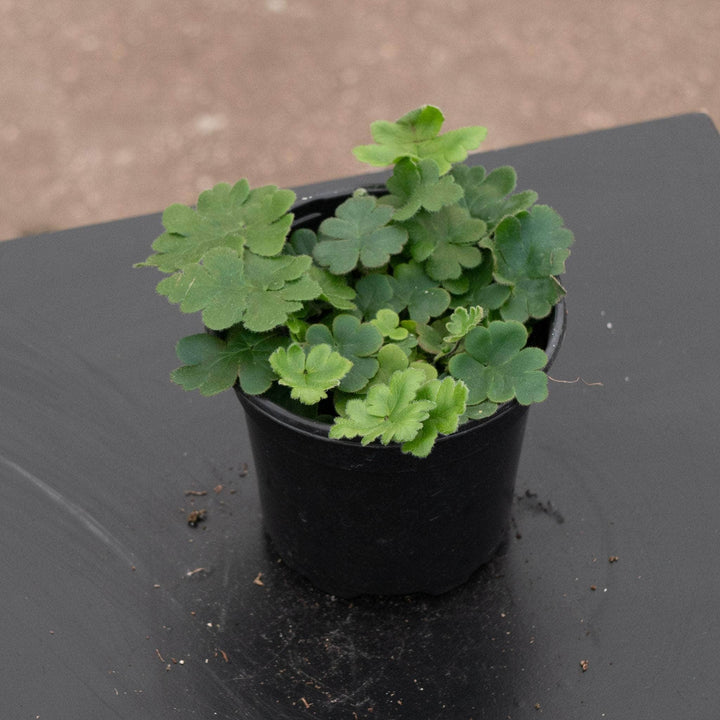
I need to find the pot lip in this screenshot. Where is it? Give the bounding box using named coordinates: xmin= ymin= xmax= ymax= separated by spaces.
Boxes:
xmin=238 ymin=298 xmax=567 ymax=447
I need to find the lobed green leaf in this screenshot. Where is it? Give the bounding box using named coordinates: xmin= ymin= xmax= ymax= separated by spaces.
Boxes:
xmin=142 ymin=181 xmax=296 ymax=272
xmin=491 ymin=204 xmax=573 ymax=322
xmin=156 ymin=247 xmax=322 ymax=332
xmin=403 ymin=205 xmax=485 ymax=280
xmin=313 ymin=194 xmax=407 ymax=274
xmin=371 ymin=309 xmax=409 ymax=341
xmin=352 ymin=105 xmax=487 ymax=174
xmin=400 ymin=377 xmax=468 ymax=457
xmin=443 ymin=305 xmax=484 ymax=344
xmin=269 ymin=343 xmax=353 ymax=405
xmin=448 ymin=320 xmax=549 ymax=405
xmin=171 ymin=327 xmax=288 ymax=396
xmin=388 ymin=261 xmax=451 ymax=323
xmin=306 ymin=315 xmax=383 ymax=393
xmin=451 ymin=165 xmax=538 ymax=230
xmin=329 ymin=368 xmax=435 ymax=447
xmin=381 ymin=158 xmax=464 ymax=222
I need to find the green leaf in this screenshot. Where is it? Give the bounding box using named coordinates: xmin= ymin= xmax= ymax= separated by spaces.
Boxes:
xmin=451 ymin=253 xmax=511 ymax=311
xmin=156 ymin=247 xmax=322 ymax=332
xmin=371 ymin=309 xmax=409 ymax=341
xmin=306 ymin=314 xmax=383 ymax=392
xmin=492 ymin=204 xmax=573 ymax=322
xmin=352 ymin=105 xmax=487 ymax=174
xmin=401 ymin=377 xmax=468 ymax=457
xmin=443 ymin=306 xmax=484 ymax=344
xmin=313 ymin=194 xmax=407 ymax=273
xmin=403 ymin=205 xmax=485 ymax=280
xmin=448 ymin=320 xmax=549 ymax=405
xmin=329 ymin=368 xmax=435 ymax=446
xmin=462 ymin=400 xmax=499 ymax=422
xmin=287 ymin=227 xmax=317 ymax=256
xmin=494 ymin=204 xmax=573 ymax=278
xmin=170 ymin=328 xmax=288 ymax=396
xmin=388 ymin=261 xmax=451 ymax=323
xmin=414 ymin=320 xmax=446 ymax=355
xmin=170 ymin=333 xmax=239 ymax=396
xmin=381 ymin=158 xmax=464 ymax=222
xmin=309 ymin=266 xmax=357 ymax=310
xmin=225 ymin=326 xmax=290 ymax=394
xmin=371 ymin=344 xmax=410 ymax=386
xmin=451 ymin=165 xmax=538 ymax=230
xmin=500 ymin=277 xmax=567 ymax=322
xmin=269 ymin=343 xmax=352 ymax=405
xmin=142 ymin=181 xmax=296 ymax=272
xmin=355 ymin=274 xmax=394 ymax=320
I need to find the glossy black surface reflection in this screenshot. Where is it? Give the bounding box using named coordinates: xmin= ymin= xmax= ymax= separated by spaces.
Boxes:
xmin=2 ymin=114 xmax=720 ymax=718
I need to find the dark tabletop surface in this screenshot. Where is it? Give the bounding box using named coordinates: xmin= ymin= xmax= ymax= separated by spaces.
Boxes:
xmin=2 ymin=113 xmax=719 ymax=719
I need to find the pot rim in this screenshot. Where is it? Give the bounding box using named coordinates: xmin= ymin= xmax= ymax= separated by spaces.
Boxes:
xmin=238 ymin=298 xmax=567 ymax=447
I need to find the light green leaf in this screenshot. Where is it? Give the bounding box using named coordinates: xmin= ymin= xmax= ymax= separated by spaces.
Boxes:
xmin=313 ymin=194 xmax=407 ymax=273
xmin=401 ymin=377 xmax=468 ymax=457
xmin=443 ymin=306 xmax=484 ymax=344
xmin=381 ymin=158 xmax=464 ymax=222
xmin=371 ymin=344 xmax=410 ymax=386
xmin=269 ymin=343 xmax=352 ymax=405
xmin=352 ymin=105 xmax=487 ymax=174
xmin=329 ymin=368 xmax=435 ymax=446
xmin=141 ymin=181 xmax=296 ymax=272
xmin=448 ymin=320 xmax=549 ymax=405
xmin=371 ymin=309 xmax=409 ymax=341
xmin=306 ymin=315 xmax=383 ymax=392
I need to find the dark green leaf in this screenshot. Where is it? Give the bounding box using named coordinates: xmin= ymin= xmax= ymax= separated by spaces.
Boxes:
xmin=403 ymin=205 xmax=485 ymax=280
xmin=491 ymin=204 xmax=573 ymax=321
xmin=354 ymin=274 xmax=394 ymax=320
xmin=313 ymin=194 xmax=407 ymax=273
xmin=451 ymin=254 xmax=511 ymax=310
xmin=451 ymin=165 xmax=538 ymax=230
xmin=381 ymin=158 xmax=464 ymax=222
xmin=388 ymin=261 xmax=450 ymax=323
xmin=306 ymin=314 xmax=383 ymax=392
xmin=448 ymin=320 xmax=548 ymax=405
xmin=170 ymin=328 xmax=287 ymax=396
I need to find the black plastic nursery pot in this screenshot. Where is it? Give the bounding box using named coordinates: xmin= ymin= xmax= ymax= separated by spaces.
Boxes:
xmin=236 ymin=300 xmax=566 ymax=598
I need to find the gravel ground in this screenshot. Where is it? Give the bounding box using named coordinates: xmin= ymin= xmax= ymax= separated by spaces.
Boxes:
xmin=1 ymin=0 xmax=718 ymax=241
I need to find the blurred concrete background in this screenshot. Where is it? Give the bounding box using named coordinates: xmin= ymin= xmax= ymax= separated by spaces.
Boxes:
xmin=1 ymin=0 xmax=718 ymax=241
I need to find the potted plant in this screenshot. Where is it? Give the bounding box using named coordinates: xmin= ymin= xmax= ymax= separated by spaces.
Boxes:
xmin=138 ymin=105 xmax=573 ymax=596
